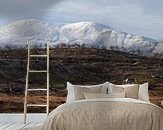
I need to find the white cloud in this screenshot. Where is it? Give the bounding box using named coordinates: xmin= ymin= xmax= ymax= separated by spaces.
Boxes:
xmin=0 ymin=0 xmax=61 ymax=21
xmin=43 ymin=0 xmax=163 ymax=40
xmin=0 ymin=0 xmax=163 ymax=40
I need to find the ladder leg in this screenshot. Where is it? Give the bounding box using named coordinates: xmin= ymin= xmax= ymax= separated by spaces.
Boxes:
xmin=24 ymin=41 xmax=30 ymax=124
xmin=47 ymin=42 xmax=50 ymax=115
xmin=24 ymin=89 xmax=27 ymax=124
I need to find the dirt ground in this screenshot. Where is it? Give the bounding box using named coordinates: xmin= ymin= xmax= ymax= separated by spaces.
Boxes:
xmin=0 ymin=90 xmax=162 ymax=113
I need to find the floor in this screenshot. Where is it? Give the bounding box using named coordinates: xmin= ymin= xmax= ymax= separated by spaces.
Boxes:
xmin=0 ymin=113 xmax=46 ymax=130
xmin=0 ymin=122 xmax=43 ymax=130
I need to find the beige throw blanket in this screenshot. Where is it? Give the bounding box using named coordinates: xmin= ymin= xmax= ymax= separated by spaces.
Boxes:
xmin=26 ymin=98 xmax=163 ymax=130
xmin=43 ymin=98 xmax=163 ymax=130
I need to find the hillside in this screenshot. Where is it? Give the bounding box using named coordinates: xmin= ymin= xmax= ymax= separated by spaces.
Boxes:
xmin=0 ymin=47 xmax=162 ymax=112
xmin=154 ymin=42 xmax=163 ymax=55
xmin=0 ymin=19 xmax=162 ymax=56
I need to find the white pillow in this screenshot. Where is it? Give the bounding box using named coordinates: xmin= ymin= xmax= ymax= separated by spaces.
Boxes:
xmin=108 ymin=82 xmax=149 ymax=102
xmin=66 ymin=82 xmax=109 ymax=103
xmin=84 ymin=92 xmax=125 ymax=99
xmin=138 ymin=83 xmax=149 ymax=102
xmin=66 ymin=82 xmax=75 ymax=103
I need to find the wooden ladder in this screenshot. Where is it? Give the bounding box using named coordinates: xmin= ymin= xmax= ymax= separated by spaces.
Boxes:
xmin=24 ymin=41 xmax=50 ymax=124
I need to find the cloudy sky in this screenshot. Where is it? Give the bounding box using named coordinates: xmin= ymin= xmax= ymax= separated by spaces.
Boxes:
xmin=0 ymin=0 xmax=163 ymax=40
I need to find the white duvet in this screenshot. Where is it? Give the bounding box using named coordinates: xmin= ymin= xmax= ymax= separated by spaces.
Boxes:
xmin=22 ymin=98 xmax=163 ymax=130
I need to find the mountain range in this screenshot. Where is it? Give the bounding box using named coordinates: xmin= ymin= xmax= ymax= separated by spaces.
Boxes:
xmin=0 ymin=19 xmax=162 ymax=56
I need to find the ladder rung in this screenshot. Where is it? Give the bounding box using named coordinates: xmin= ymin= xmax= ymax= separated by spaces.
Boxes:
xmin=29 ymin=70 xmax=47 ymax=73
xmin=30 ymin=55 xmax=47 ymax=57
xmin=28 ymin=89 xmax=47 ymax=91
xmin=27 ymin=104 xmax=47 ymax=107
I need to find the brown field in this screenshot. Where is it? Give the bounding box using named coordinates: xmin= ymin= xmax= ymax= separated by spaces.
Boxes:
xmin=0 ymin=89 xmax=162 ymax=113
xmin=0 ymin=47 xmax=162 ymax=112
xmin=0 ymin=90 xmax=66 ymax=113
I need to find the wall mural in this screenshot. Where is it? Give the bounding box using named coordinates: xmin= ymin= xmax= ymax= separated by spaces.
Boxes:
xmin=0 ymin=0 xmax=163 ymax=113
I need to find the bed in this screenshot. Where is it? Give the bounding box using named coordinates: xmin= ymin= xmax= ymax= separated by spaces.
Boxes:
xmin=36 ymin=82 xmax=163 ymax=130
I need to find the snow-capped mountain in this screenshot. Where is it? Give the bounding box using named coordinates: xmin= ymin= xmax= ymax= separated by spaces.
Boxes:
xmin=59 ymin=22 xmax=158 ymax=56
xmin=0 ymin=19 xmax=59 ymax=48
xmin=0 ymin=19 xmax=161 ymax=56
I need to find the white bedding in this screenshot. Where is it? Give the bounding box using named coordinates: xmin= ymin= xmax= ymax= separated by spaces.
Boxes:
xmin=42 ymin=98 xmax=163 ymax=130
